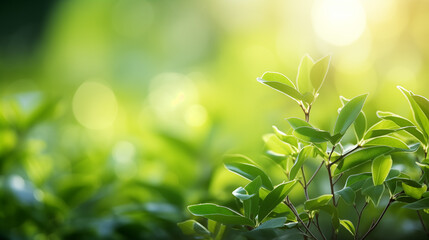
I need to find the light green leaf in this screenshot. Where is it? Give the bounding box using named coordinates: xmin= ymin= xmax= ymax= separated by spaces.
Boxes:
xmin=290 ymin=146 xmax=313 ymax=179
xmin=293 ymin=126 xmax=332 ymax=144
xmin=377 ymin=111 xmax=427 ymax=145
xmin=258 ymin=181 xmax=298 ymax=222
xmin=335 ymin=146 xmax=393 ymax=175
xmin=345 ymin=173 xmax=372 ymax=191
xmin=243 ymin=176 xmax=262 ymax=220
xmin=402 ymin=182 xmax=427 ymax=199
xmin=224 ymin=162 xmax=273 ymax=190
xmin=260 ymin=72 xmax=295 ymax=88
xmin=287 ymin=117 xmax=312 ymax=129
xmin=296 ymin=55 xmax=315 ymax=95
xmin=232 ymin=187 xmax=254 ymax=201
xmin=178 ymin=220 xmax=211 ymax=237
xmin=310 ymin=55 xmax=331 ymax=94
xmin=336 ymin=187 xmax=356 ymax=205
xmin=412 ymin=94 xmax=429 ymax=122
xmin=403 ymin=197 xmax=429 ymax=210
xmin=340 ymin=219 xmax=355 ymax=236
xmin=354 ymin=112 xmax=367 ymax=142
xmin=334 ymin=94 xmax=368 ymax=137
xmin=364 ymin=136 xmax=409 ymax=150
xmin=272 ymin=125 xmax=299 ymax=147
xmin=362 ymin=180 xmax=385 ymax=206
xmin=188 ymin=203 xmax=255 ymax=226
xmin=304 ymin=194 xmax=333 ymax=211
xmin=371 ymin=155 xmax=392 ymax=186
xmin=257 ymin=78 xmax=303 ymax=102
xmin=263 ymin=133 xmax=295 ymax=156
xmin=398 ymin=86 xmax=429 ymax=140
xmin=255 ymin=217 xmax=287 ymax=230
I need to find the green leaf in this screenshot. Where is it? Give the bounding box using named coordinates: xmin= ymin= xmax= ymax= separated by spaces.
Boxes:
xmin=377 ymin=111 xmax=427 ymax=145
xmin=403 ymin=197 xmax=429 ymax=210
xmin=345 ymin=173 xmax=372 ymax=191
xmin=232 ymin=187 xmax=254 ymax=201
xmin=257 ymin=78 xmax=303 ymax=102
xmin=224 ymin=161 xmax=273 ymax=190
xmin=304 ymin=194 xmax=333 ymax=211
xmin=260 ymin=72 xmax=295 ymax=88
xmin=335 ymin=146 xmax=393 ymax=175
xmin=371 ymin=155 xmax=392 ymax=186
xmin=340 ymin=219 xmax=355 ymax=236
xmin=255 ymin=217 xmax=287 ymax=230
xmin=293 ymin=126 xmax=332 ymax=144
xmin=336 ymin=187 xmax=356 ymax=205
xmin=289 ymin=146 xmax=313 ymax=179
xmin=402 ymin=182 xmax=427 ymax=199
xmin=334 ymin=94 xmax=368 ymax=136
xmin=178 ymin=220 xmax=211 ymax=237
xmin=188 ymin=203 xmax=255 ymax=226
xmin=354 ymin=112 xmax=367 ymax=142
xmin=272 ymin=125 xmax=298 ymax=147
xmin=258 ymin=181 xmax=298 ymax=222
xmin=296 ymin=55 xmax=315 ymax=95
xmin=310 ymin=55 xmax=331 ymax=94
xmin=319 ymin=205 xmax=340 ymax=231
xmin=287 ymin=117 xmax=312 ymax=129
xmin=243 ymin=176 xmax=262 ymax=220
xmin=363 ymin=136 xmax=409 ymax=150
xmin=362 ymin=180 xmax=385 ymax=206
xmin=263 ymin=133 xmax=295 ymax=156
xmin=398 ymin=86 xmax=429 ymax=140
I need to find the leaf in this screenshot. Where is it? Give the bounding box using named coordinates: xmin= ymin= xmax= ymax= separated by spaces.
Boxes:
xmin=293 ymin=126 xmax=332 ymax=144
xmin=403 ymin=197 xmax=429 ymax=210
xmin=257 ymin=78 xmax=303 ymax=102
xmin=335 ymin=146 xmax=393 ymax=175
xmin=178 ymin=220 xmax=211 ymax=237
xmin=377 ymin=111 xmax=427 ymax=145
xmin=188 ymin=203 xmax=255 ymax=226
xmin=232 ymin=187 xmax=254 ymax=201
xmin=334 ymin=94 xmax=368 ymax=136
xmin=304 ymin=194 xmax=333 ymax=211
xmin=361 ymin=180 xmax=385 ymax=206
xmin=260 ymin=72 xmax=295 ymax=88
xmin=255 ymin=217 xmax=287 ymax=230
xmin=310 ymin=55 xmax=331 ymax=94
xmin=340 ymin=219 xmax=355 ymax=236
xmin=258 ymin=181 xmax=298 ymax=222
xmin=272 ymin=125 xmax=298 ymax=147
xmin=354 ymin=112 xmax=367 ymax=142
xmin=263 ymin=133 xmax=295 ymax=156
xmin=364 ymin=136 xmax=409 ymax=150
xmin=296 ymin=55 xmax=315 ymax=95
xmin=243 ymin=176 xmax=262 ymax=220
xmin=336 ymin=187 xmax=356 ymax=205
xmin=287 ymin=117 xmax=312 ymax=129
xmin=290 ymin=146 xmax=313 ymax=179
xmin=345 ymin=173 xmax=372 ymax=191
xmin=371 ymin=155 xmax=392 ymax=186
xmin=398 ymin=86 xmax=429 ymax=140
xmin=224 ymin=162 xmax=273 ymax=190
xmin=319 ymin=205 xmax=340 ymax=231
xmin=402 ymin=182 xmax=427 ymax=199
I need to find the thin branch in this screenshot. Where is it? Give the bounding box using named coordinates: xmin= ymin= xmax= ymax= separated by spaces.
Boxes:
xmin=329 ymin=145 xmax=360 ymax=167
xmin=301 ymin=166 xmax=309 ymax=200
xmin=333 ymin=173 xmax=344 ymax=185
xmin=314 ymin=213 xmax=327 ymax=240
xmin=360 ymin=198 xmax=394 ymax=240
xmin=307 ymin=161 xmax=324 ymax=186
xmin=354 ymin=202 xmax=368 ymax=240
xmin=284 ymin=197 xmax=319 ymax=240
xmin=326 ymin=146 xmax=337 ymax=206
xmin=417 ymin=210 xmax=429 ymax=238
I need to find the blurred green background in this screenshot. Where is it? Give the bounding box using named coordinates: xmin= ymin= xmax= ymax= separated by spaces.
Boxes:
xmin=1 ymin=0 xmax=429 ymax=239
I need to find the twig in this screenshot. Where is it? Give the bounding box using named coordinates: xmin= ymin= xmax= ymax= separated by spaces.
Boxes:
xmin=307 ymin=161 xmax=324 ymax=186
xmin=326 ymin=146 xmax=337 ymax=206
xmin=314 ymin=213 xmax=327 ymax=240
xmin=284 ymin=197 xmax=319 ymax=240
xmin=301 ymin=166 xmax=309 ymax=200
xmin=354 ymin=202 xmax=368 ymax=240
xmin=417 ymin=210 xmax=429 ymax=238
xmin=333 ymin=173 xmax=344 ymax=185
xmin=329 ymin=145 xmax=360 ymax=167
xmin=360 ymin=198 xmax=394 ymax=240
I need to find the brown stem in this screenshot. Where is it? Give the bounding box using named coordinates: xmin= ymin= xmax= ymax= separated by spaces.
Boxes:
xmin=285 ymin=197 xmax=319 ymax=240
xmin=314 ymin=213 xmax=327 ymax=240
xmin=329 ymin=145 xmax=360 ymax=167
xmin=354 ymin=202 xmax=368 ymax=240
xmin=360 ymin=198 xmax=394 ymax=240
xmin=307 ymin=161 xmax=324 ymax=186
xmin=417 ymin=210 xmax=429 ymax=238
xmin=333 ymin=173 xmax=344 ymax=185
xmin=301 ymin=166 xmax=309 ymax=200
xmin=327 ymin=146 xmax=337 ymax=206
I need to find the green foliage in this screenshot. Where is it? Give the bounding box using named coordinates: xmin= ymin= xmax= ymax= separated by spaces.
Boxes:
xmin=182 ymin=56 xmax=429 ymax=240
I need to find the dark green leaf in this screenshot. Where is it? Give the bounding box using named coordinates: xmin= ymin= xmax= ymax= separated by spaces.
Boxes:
xmin=290 ymin=146 xmax=313 ymax=179
xmin=304 ymin=194 xmax=333 ymax=211
xmin=224 ymin=161 xmax=273 ymax=190
xmin=345 ymin=173 xmax=372 ymax=191
xmin=255 ymin=217 xmax=287 ymax=230
xmin=293 ymin=126 xmax=332 ymax=144
xmin=336 ymin=187 xmax=356 ymax=205
xmin=232 ymin=187 xmax=254 ymax=201
xmin=335 ymin=146 xmax=393 ymax=175
xmin=403 ymin=197 xmax=429 ymax=210
xmin=258 ymin=181 xmax=298 ymax=222
xmin=188 ymin=203 xmax=255 ymax=226
xmin=178 ymin=220 xmax=211 ymax=237
xmin=354 ymin=112 xmax=367 ymax=142
xmin=372 ymin=155 xmax=392 ymax=186
xmin=310 ymin=55 xmax=331 ymax=94
xmin=334 ymin=94 xmax=368 ymax=136
xmin=362 ymin=180 xmax=385 ymax=206
xmin=243 ymin=176 xmax=262 ymax=220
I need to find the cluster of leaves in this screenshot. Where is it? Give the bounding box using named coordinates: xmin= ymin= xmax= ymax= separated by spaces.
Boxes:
xmin=179 ymin=55 xmax=429 ymax=240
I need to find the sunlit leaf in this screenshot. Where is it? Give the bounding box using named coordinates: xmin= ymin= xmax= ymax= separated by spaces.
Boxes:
xmin=232 ymin=187 xmax=254 ymax=201
xmin=296 ymin=55 xmax=314 ymax=95
xmin=336 ymin=187 xmax=356 ymax=205
xmin=224 ymin=162 xmax=273 ymax=190
xmin=340 ymin=219 xmax=355 ymax=236
xmin=345 ymin=173 xmax=372 ymax=191
xmin=362 ymin=180 xmax=385 ymax=206
xmin=402 ymin=182 xmax=427 ymax=199
xmin=272 ymin=125 xmax=298 ymax=147
xmin=287 ymin=117 xmax=312 ymax=129
xmin=335 ymin=146 xmax=393 ymax=175
xmin=258 ymin=181 xmax=298 ymax=222
xmin=293 ymin=126 xmax=332 ymax=144
xmin=364 ymin=136 xmax=409 ymax=150
xmin=398 ymin=86 xmax=429 ymax=140
xmin=354 ymin=112 xmax=367 ymax=142
xmin=310 ymin=55 xmax=331 ymax=94
xmin=258 ymin=77 xmax=303 ymax=102
xmin=304 ymin=194 xmax=332 ymax=211
xmin=371 ymin=155 xmax=392 ymax=186
xmin=260 ymin=72 xmax=295 ymax=88
xmin=188 ymin=203 xmax=254 ymax=226
xmin=334 ymin=94 xmax=368 ymax=137
xmin=289 ymin=146 xmax=313 ymax=179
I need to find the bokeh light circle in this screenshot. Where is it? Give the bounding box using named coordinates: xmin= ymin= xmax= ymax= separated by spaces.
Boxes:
xmin=312 ymin=0 xmax=367 ymax=46
xmin=72 ymin=81 xmax=118 ymax=129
